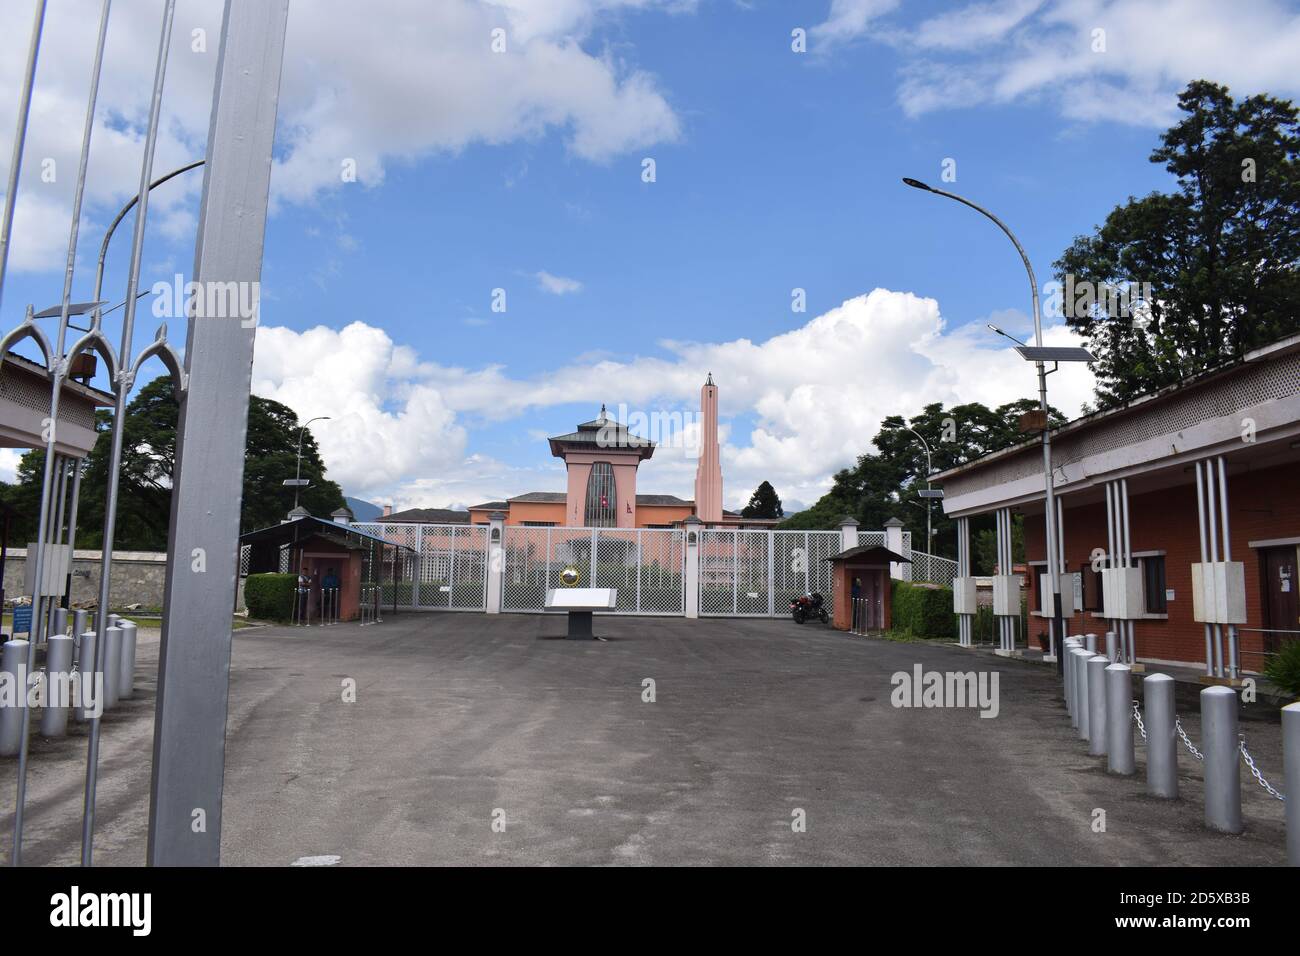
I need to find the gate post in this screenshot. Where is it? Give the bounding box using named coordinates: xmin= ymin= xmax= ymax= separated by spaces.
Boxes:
xmin=684 ymin=516 xmax=701 ymax=619
xmin=884 ymin=517 xmax=907 ymax=581
xmin=839 ymin=516 xmax=858 ymax=553
xmin=146 ymin=0 xmax=290 ymax=867
xmin=485 ymin=511 xmax=505 ymax=614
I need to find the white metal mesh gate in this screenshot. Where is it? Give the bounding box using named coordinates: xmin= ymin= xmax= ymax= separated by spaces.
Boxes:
xmin=502 ymin=526 xmax=684 ymax=614
xmin=699 ymin=529 xmax=840 ymax=616
xmin=352 ymin=522 xmax=489 ymax=611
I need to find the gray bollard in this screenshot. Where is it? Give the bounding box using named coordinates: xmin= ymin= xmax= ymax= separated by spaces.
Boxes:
xmin=75 ymin=632 xmax=98 ymax=721
xmin=1085 ymin=632 xmax=1097 ymax=653
xmin=1076 ymin=649 xmax=1092 ymax=740
xmin=1145 ymin=673 xmax=1177 ymax=799
xmin=39 ymin=634 xmax=76 ymax=738
xmin=1073 ymin=648 xmax=1090 ymax=731
xmin=72 ymin=609 xmax=89 ymax=645
xmin=102 ymin=626 xmax=122 ymax=710
xmin=1065 ymin=638 xmax=1081 ymax=717
xmin=118 ymin=621 xmax=137 ymax=700
xmin=1063 ymin=639 xmax=1075 ymax=714
xmin=1088 ymin=655 xmax=1108 ymax=756
xmin=1283 ymin=702 xmax=1299 ymax=866
xmin=1202 ymin=685 xmax=1242 ymax=834
xmin=0 ymin=639 xmax=31 ymax=756
xmin=51 ymin=606 xmax=68 ymax=637
xmin=1105 ymin=630 xmax=1117 ymax=663
xmin=1105 ymin=663 xmax=1135 ymax=775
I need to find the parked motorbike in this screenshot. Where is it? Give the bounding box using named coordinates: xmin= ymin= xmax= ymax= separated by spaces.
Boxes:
xmin=790 ymin=592 xmax=829 ymax=625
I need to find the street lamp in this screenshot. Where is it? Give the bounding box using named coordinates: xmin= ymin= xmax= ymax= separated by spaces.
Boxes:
xmin=903 ymin=177 xmax=1092 ymax=667
xmin=900 ymin=425 xmax=934 ymax=554
xmin=286 ymin=416 xmax=330 ymax=510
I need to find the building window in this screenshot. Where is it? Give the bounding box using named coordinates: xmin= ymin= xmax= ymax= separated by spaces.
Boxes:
xmin=584 ymin=462 xmax=617 ymax=527
xmin=1142 ymin=555 xmax=1167 ymax=613
xmin=522 ymin=521 xmax=556 ymax=527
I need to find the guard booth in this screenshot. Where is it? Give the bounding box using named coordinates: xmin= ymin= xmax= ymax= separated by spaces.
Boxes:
xmin=827 ymin=545 xmax=911 ymax=632
xmin=239 ymin=512 xmax=414 ymax=622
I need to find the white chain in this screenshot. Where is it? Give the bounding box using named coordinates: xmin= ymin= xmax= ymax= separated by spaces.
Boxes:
xmin=1131 ymin=700 xmax=1147 ymax=741
xmin=1239 ymin=735 xmax=1286 ymax=802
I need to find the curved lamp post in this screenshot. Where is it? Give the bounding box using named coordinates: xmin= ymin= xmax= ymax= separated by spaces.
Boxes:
xmin=902 ymin=177 xmax=1086 ymax=667
xmin=288 ymin=416 xmax=331 ymax=510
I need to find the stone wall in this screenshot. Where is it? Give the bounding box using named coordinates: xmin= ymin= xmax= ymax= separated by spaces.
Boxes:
xmin=2 ymin=548 xmax=168 ymax=609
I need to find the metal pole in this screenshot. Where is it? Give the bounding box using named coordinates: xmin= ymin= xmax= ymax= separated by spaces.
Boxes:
xmin=1201 ymin=685 xmax=1242 ymax=833
xmin=0 ymin=0 xmax=46 ymax=313
xmin=1283 ymin=702 xmax=1299 ymax=866
xmin=1216 ymin=456 xmax=1238 ymax=680
xmin=1144 ymin=673 xmax=1177 ymax=799
xmin=147 ymin=0 xmax=291 ymax=866
xmin=1105 ymin=663 xmax=1134 ymax=775
xmin=1087 ymin=655 xmax=1108 ymax=757
xmin=11 ymin=0 xmax=110 ymax=865
xmin=81 ymin=0 xmax=177 ymax=866
xmin=1074 ymin=647 xmax=1090 ymax=736
xmin=1194 ymin=462 xmax=1214 ymax=676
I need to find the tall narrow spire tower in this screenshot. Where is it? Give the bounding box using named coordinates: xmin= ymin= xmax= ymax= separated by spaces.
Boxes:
xmin=694 ymin=372 xmax=723 ymax=524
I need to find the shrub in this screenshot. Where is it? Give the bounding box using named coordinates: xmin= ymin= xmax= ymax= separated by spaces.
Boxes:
xmin=1263 ymin=639 xmax=1300 ymax=701
xmin=245 ymin=573 xmax=297 ymax=621
xmin=890 ymin=580 xmax=956 ymax=640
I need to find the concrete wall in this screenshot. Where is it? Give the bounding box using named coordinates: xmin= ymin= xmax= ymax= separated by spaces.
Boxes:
xmin=2 ymin=548 xmax=168 ymax=609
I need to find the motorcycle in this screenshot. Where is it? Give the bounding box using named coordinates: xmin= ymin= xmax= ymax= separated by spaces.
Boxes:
xmin=790 ymin=592 xmax=829 ymax=625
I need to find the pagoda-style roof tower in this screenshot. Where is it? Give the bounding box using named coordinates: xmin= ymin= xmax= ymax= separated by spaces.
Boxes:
xmin=548 ymin=403 xmax=655 ymax=460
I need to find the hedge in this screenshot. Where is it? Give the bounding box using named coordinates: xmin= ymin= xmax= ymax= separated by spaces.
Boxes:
xmin=890 ymin=580 xmax=956 ymax=640
xmin=245 ymin=572 xmax=297 ymax=621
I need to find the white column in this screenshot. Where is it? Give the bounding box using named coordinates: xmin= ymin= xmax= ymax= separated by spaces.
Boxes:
xmin=684 ymin=517 xmax=701 ymax=619
xmin=839 ymin=516 xmax=859 ymax=553
xmin=485 ymin=511 xmax=505 ymax=614
xmin=884 ymin=517 xmax=906 ymax=581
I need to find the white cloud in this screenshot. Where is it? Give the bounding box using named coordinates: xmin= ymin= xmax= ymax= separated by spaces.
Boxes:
xmin=0 ymin=0 xmax=683 ymax=274
xmin=252 ymin=289 xmax=1096 ymax=512
xmin=812 ymin=0 xmax=901 ymax=47
xmin=535 ymin=270 xmax=583 ymax=294
xmin=815 ymin=0 xmax=1300 ymax=124
xmin=0 ymin=448 xmax=23 ymax=484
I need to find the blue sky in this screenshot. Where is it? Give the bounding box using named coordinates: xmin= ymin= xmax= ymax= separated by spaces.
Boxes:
xmin=3 ymin=0 xmax=1299 ymax=512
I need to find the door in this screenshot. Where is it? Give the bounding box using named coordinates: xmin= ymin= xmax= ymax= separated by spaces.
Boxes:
xmin=1260 ymin=546 xmax=1299 ymax=655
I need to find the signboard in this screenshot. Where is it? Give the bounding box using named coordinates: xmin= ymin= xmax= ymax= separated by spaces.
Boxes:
xmin=11 ymin=604 xmax=32 ymax=635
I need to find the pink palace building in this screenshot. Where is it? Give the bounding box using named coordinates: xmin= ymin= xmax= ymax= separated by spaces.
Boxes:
xmin=380 ymin=375 xmax=774 ymax=530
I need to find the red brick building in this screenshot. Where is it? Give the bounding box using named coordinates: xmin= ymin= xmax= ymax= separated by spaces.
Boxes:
xmin=934 ymin=333 xmax=1300 ymax=677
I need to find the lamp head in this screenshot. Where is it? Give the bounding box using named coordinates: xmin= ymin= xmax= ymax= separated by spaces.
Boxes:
xmin=901 ymin=177 xmax=933 ymax=192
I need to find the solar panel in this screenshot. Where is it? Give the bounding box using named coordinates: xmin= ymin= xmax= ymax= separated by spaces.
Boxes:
xmin=1014 ymin=345 xmax=1095 ymax=363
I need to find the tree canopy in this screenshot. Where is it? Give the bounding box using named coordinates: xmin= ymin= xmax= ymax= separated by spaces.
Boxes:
xmin=740 ymin=480 xmax=783 ymax=519
xmin=0 ymin=377 xmax=344 ymax=551
xmin=1055 ymin=80 xmax=1300 ymax=407
xmin=779 ymin=399 xmax=1063 ymax=566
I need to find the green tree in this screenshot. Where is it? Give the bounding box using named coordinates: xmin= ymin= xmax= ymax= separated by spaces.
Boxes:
xmin=1055 ymin=80 xmax=1300 ymax=407
xmin=1 ymin=377 xmax=344 ymax=552
xmin=779 ymin=399 xmax=1065 ymax=558
xmin=740 ymin=480 xmax=783 ymax=519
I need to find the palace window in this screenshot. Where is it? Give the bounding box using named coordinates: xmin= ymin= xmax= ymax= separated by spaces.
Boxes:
xmin=584 ymin=462 xmax=617 ymax=527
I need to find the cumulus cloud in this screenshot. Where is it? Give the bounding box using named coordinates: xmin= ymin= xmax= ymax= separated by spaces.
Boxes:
xmin=252 ymin=289 xmax=1096 ymax=511
xmin=0 ymin=0 xmax=683 ymax=273
xmin=814 ymin=0 xmax=1300 ymax=124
